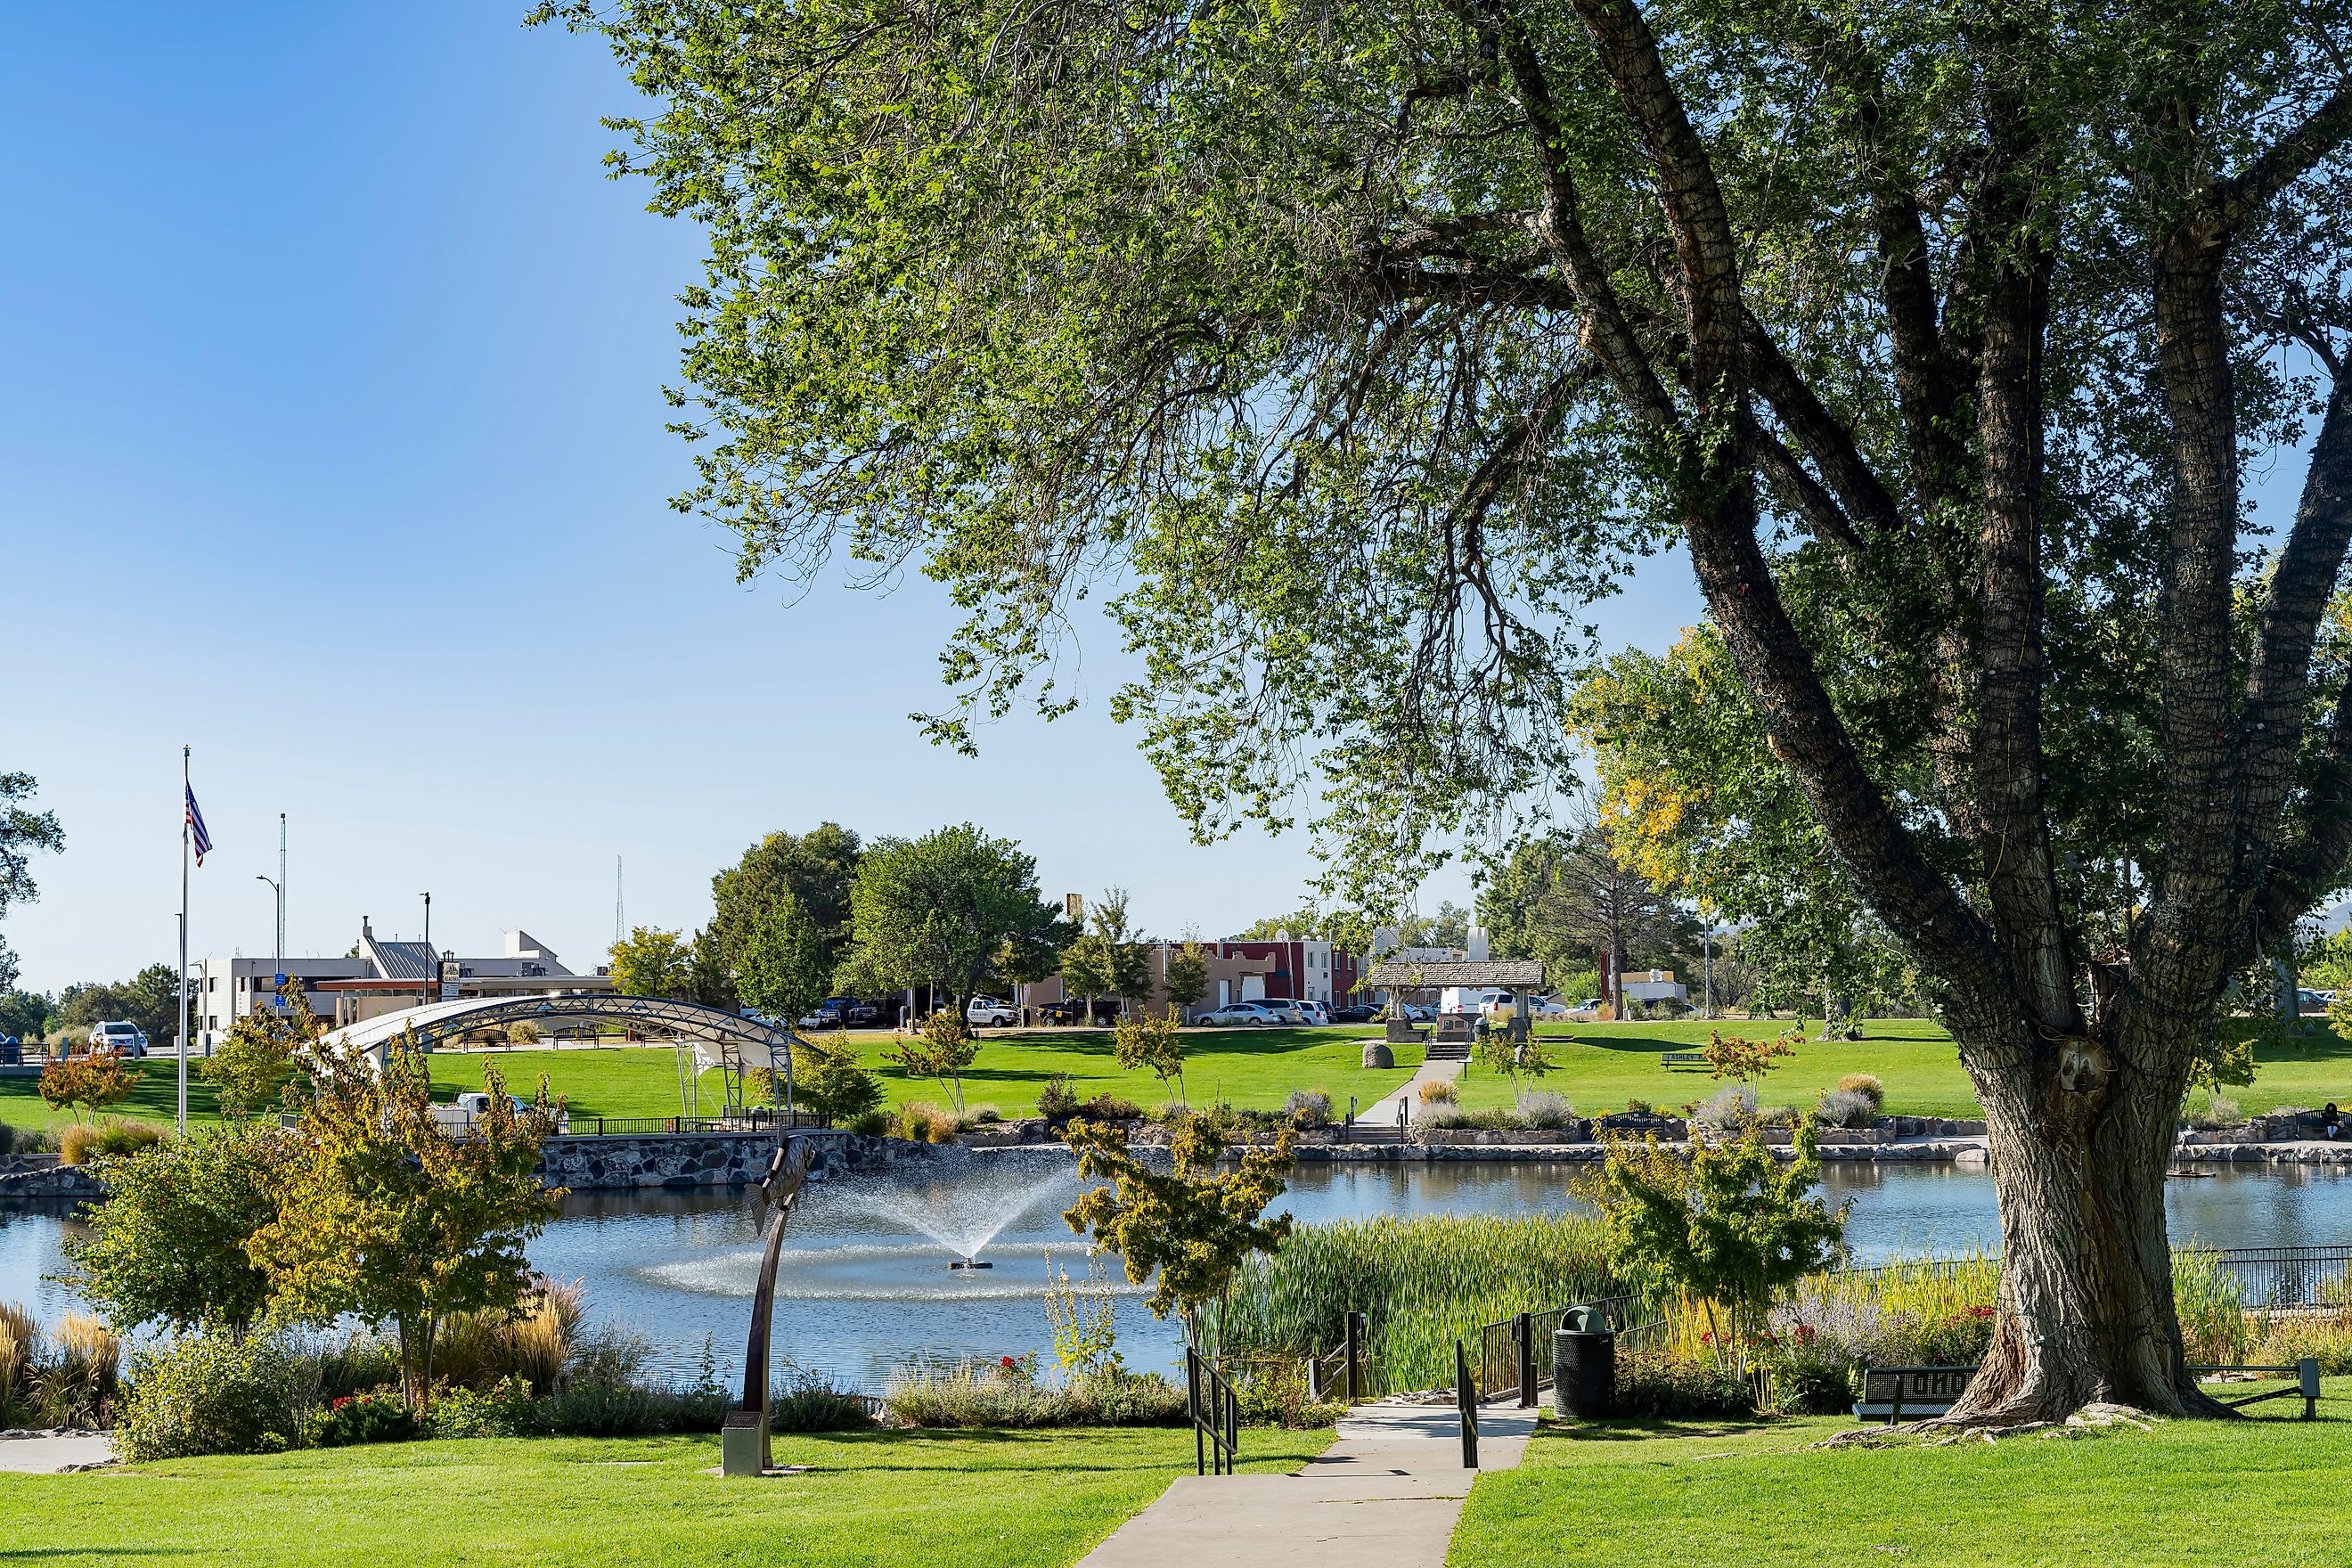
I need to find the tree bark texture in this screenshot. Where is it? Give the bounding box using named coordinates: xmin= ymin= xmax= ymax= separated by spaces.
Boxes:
xmin=1488 ymin=0 xmax=2352 ymax=1424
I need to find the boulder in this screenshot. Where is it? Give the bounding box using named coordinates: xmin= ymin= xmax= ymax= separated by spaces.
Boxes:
xmin=1360 ymin=1041 xmax=1395 ymax=1070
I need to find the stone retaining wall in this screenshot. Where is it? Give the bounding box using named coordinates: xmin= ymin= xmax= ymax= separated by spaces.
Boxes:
xmin=0 ymin=1155 xmax=104 ymax=1200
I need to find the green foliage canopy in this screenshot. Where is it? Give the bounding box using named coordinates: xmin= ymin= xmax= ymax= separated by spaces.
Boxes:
xmin=1062 ymin=1112 xmax=1295 ymax=1327
xmin=63 ymin=1123 xmax=287 ymax=1338
xmin=836 ymin=824 xmax=1071 ymax=1009
xmin=247 ymin=1045 xmax=560 ymax=1409
xmin=1590 ymin=1122 xmax=1847 ymax=1367
xmin=734 ymin=889 xmax=829 ymax=1026
xmin=606 ymin=927 xmax=692 ymax=999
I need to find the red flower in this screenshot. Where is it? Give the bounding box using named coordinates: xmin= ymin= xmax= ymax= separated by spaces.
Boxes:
xmin=1000 ymin=1356 xmax=1018 ymax=1368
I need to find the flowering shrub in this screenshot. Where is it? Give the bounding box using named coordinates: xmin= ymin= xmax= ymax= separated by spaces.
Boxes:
xmin=117 ymin=1328 xmax=298 ymax=1461
xmin=424 ymin=1375 xmax=535 ymax=1439
xmin=305 ymin=1389 xmax=420 ymax=1448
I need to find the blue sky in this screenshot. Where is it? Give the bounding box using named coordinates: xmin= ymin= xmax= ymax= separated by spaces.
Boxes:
xmin=0 ymin=3 xmax=1706 ymax=992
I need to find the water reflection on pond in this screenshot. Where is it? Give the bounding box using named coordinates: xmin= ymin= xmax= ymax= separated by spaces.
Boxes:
xmin=4 ymin=1156 xmax=2348 ymax=1391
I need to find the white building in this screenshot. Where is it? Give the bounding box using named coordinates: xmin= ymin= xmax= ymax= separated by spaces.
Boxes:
xmin=192 ymin=918 xmax=608 ymax=1049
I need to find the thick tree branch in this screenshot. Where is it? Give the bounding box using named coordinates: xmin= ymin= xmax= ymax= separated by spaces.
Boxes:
xmin=2214 ymin=84 xmax=2352 ymax=233
xmin=2252 ymin=670 xmax=2352 ymax=944
xmin=1510 ymin=0 xmax=2012 ymax=1029
xmin=1971 ymin=93 xmax=2075 ymax=1030
xmin=2241 ymin=369 xmax=2352 ymax=877
xmin=1497 ymin=20 xmax=1678 ymax=429
xmin=1743 ymin=413 xmax=1866 ymax=553
xmin=1742 ymin=314 xmax=1905 ymax=535
xmin=1560 ymin=0 xmax=1745 ymax=388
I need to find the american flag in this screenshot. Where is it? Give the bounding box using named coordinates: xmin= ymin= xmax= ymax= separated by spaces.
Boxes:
xmin=184 ymin=784 xmax=212 ymax=866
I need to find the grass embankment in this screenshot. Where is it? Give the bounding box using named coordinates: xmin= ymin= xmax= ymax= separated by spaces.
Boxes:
xmin=419 ymin=1026 xmax=1426 ymax=1123
xmin=1451 ymin=1384 xmax=2352 ymax=1567
xmin=10 ymin=1016 xmax=2344 ymax=1133
xmin=0 ymin=1068 xmax=222 ymax=1133
xmin=1461 ymin=1017 xmax=2352 ymax=1122
xmin=0 ymin=1426 xmax=1328 ymax=1567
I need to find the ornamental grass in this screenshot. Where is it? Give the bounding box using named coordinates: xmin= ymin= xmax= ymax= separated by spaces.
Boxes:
xmin=1210 ymin=1213 xmax=1622 ymax=1393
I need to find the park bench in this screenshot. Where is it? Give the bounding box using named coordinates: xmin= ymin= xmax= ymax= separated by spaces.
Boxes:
xmin=1661 ymin=1050 xmax=1709 ymax=1069
xmin=1857 ymin=1358 xmax=2321 ymax=1424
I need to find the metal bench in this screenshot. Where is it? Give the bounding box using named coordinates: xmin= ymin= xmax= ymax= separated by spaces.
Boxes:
xmin=1858 ymin=1358 xmax=2322 ymax=1423
xmin=2193 ymin=1359 xmax=2323 ymax=1419
xmin=1855 ymin=1365 xmax=1974 ymax=1422
xmin=1661 ymin=1050 xmax=1709 ymax=1068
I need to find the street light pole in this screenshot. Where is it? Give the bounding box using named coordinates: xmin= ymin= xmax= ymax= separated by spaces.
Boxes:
xmin=420 ymin=891 xmax=431 ymax=954
xmin=255 ymin=873 xmax=284 ymax=1007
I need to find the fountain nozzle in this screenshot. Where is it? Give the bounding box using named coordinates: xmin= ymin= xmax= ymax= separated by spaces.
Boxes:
xmin=947 ymin=1258 xmax=994 ymax=1271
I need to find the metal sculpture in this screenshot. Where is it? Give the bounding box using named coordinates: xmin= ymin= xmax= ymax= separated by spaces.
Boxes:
xmin=724 ymin=1136 xmax=811 ymax=1475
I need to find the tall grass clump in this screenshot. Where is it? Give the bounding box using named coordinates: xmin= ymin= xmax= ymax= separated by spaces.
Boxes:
xmin=1211 ymin=1213 xmax=1622 ymax=1392
xmin=434 ymin=1277 xmax=584 ymax=1392
xmin=2172 ymin=1247 xmax=2256 ymax=1364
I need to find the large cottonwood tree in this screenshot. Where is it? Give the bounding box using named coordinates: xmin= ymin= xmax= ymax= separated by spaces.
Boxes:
xmin=551 ymin=0 xmax=2352 ymax=1421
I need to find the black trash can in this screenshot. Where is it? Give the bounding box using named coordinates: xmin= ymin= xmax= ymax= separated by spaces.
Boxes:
xmin=1553 ymin=1326 xmax=1615 ymax=1419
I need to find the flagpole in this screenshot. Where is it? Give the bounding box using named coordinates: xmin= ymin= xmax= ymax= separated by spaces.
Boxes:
xmin=178 ymin=745 xmax=191 ymax=1137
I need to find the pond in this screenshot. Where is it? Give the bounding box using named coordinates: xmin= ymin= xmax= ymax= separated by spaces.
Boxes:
xmin=4 ymin=1157 xmax=2348 ymax=1392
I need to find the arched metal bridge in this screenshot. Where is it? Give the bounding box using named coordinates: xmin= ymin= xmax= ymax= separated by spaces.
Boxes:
xmin=321 ymin=994 xmax=799 ymax=1082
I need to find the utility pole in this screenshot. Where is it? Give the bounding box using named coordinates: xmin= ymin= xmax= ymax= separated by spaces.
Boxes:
xmin=616 ymin=856 xmax=625 ymax=946
xmin=277 ymin=813 xmax=286 ymax=982
xmin=421 ymin=891 xmax=432 ymax=953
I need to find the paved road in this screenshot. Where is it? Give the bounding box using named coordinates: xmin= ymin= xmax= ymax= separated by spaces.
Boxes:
xmin=1078 ymin=1399 xmax=1539 ymax=1568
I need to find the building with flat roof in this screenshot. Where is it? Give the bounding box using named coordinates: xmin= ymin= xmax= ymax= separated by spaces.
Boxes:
xmin=192 ymin=918 xmax=609 ymax=1049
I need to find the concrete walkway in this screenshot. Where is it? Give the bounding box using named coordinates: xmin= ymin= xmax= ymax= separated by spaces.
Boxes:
xmin=1077 ymin=1398 xmax=1539 ymax=1568
xmin=1362 ymin=1057 xmax=1466 ymax=1128
xmin=0 ymin=1430 xmax=116 ymax=1473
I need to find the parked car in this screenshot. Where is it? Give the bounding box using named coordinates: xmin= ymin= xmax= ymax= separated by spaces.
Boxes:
xmin=1329 ymin=1003 xmax=1381 ymax=1024
xmin=88 ymin=1019 xmax=148 ymax=1058
xmin=1394 ymin=1002 xmax=1437 ymax=1024
xmin=1297 ymin=1000 xmax=1331 ymax=1025
xmin=1196 ymin=1001 xmax=1279 ymax=1025
xmin=796 ymin=996 xmax=879 ymax=1028
xmin=1253 ymin=999 xmax=1308 ymax=1024
xmin=967 ymin=995 xmax=1018 ymax=1027
xmin=2298 ymin=988 xmax=2332 ymax=1012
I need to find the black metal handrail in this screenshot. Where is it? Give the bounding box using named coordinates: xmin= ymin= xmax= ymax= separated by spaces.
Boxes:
xmin=1301 ymin=1311 xmax=1368 ymax=1404
xmin=556 ymin=1112 xmax=831 ymax=1138
xmin=1186 ymin=1345 xmax=1240 ymax=1476
xmin=1455 ymin=1338 xmax=1480 ymax=1468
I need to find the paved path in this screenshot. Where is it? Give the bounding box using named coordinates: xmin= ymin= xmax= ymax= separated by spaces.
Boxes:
xmin=1077 ymin=1399 xmax=1539 ymax=1568
xmin=0 ymin=1431 xmax=116 ymax=1473
xmin=1362 ymin=1056 xmax=1466 ymax=1128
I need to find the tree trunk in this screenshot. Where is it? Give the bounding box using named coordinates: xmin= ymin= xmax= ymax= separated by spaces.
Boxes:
xmin=1944 ymin=1011 xmax=2230 ymax=1424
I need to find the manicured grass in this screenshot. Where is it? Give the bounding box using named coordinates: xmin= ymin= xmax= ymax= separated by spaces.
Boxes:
xmin=1451 ymin=1381 xmax=2352 ymax=1567
xmin=0 ymin=1426 xmax=1329 ymax=1567
xmin=1456 ymin=1017 xmax=2352 ymax=1121
xmin=10 ymin=1016 xmax=2342 ymax=1133
xmin=428 ymin=1027 xmax=1430 ymax=1122
xmin=0 ymin=1063 xmax=223 ymax=1132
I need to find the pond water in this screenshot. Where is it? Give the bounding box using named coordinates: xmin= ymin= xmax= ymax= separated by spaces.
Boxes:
xmin=4 ymin=1156 xmax=2348 ymax=1392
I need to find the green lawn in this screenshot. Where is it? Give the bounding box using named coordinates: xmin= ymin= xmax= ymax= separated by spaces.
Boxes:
xmin=0 ymin=1062 xmax=223 ymax=1133
xmin=0 ymin=1426 xmax=1328 ymax=1567
xmin=1452 ymin=1382 xmax=2352 ymax=1567
xmin=9 ymin=1015 xmax=2346 ymax=1135
xmin=422 ymin=1027 xmax=1431 ymax=1123
xmin=1452 ymin=1017 xmax=2352 ymax=1121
